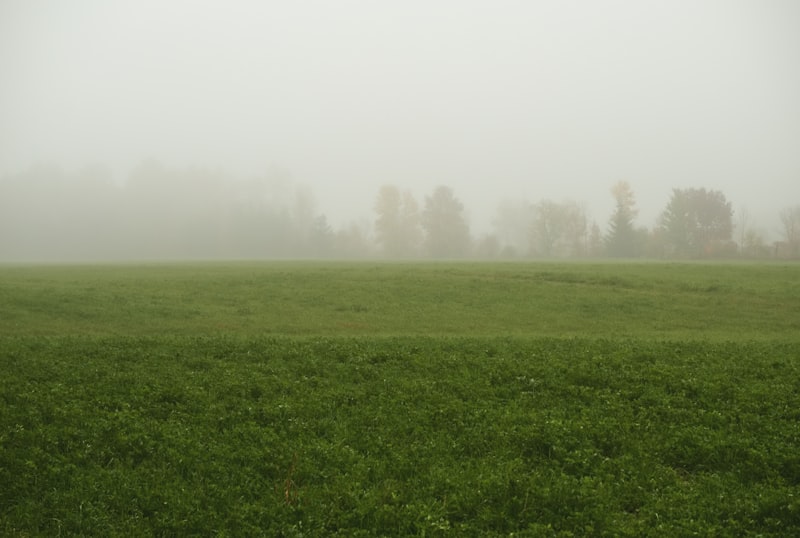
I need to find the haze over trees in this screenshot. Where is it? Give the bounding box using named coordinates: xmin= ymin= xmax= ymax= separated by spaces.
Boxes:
xmin=373 ymin=185 xmax=422 ymax=258
xmin=605 ymin=181 xmax=642 ymax=258
xmin=529 ymin=200 xmax=589 ymax=258
xmin=0 ymin=161 xmax=798 ymax=261
xmin=2 ymin=2 xmax=797 ymax=264
xmin=659 ymin=188 xmax=734 ymax=258
xmin=734 ymin=206 xmax=769 ymax=258
xmin=0 ymin=162 xmax=368 ymax=261
xmin=492 ymin=200 xmax=531 ymax=257
xmin=421 ymin=186 xmax=471 ymax=258
xmin=780 ymin=206 xmax=800 ymax=258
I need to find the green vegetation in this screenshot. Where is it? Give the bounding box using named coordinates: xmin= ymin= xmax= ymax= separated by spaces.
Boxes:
xmin=1 ymin=261 xmax=798 ymax=340
xmin=1 ymin=262 xmax=799 ymax=536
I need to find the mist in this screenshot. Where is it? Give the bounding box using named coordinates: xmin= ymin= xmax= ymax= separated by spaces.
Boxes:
xmin=2 ymin=1 xmax=799 ymax=261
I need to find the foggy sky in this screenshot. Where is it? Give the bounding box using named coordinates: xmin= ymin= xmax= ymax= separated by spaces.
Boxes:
xmin=2 ymin=0 xmax=799 ymax=236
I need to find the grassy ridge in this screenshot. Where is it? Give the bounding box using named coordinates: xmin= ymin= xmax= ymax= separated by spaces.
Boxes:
xmin=1 ymin=261 xmax=799 ymax=340
xmin=1 ymin=262 xmax=799 ymax=535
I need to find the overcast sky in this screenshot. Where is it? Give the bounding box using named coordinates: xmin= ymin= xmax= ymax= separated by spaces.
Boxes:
xmin=2 ymin=0 xmax=799 ymax=235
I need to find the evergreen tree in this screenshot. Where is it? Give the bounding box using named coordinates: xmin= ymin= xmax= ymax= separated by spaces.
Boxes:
xmin=605 ymin=181 xmax=640 ymax=257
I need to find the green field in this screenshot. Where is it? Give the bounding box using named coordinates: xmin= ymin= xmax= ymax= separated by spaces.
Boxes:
xmin=1 ymin=262 xmax=799 ymax=536
xmin=2 ymin=261 xmax=799 ymax=340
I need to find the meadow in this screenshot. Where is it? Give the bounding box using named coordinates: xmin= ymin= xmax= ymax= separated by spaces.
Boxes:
xmin=1 ymin=261 xmax=799 ymax=536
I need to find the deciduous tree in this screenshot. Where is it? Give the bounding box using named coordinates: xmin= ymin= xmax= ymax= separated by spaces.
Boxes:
xmin=421 ymin=185 xmax=471 ymax=258
xmin=529 ymin=200 xmax=588 ymax=257
xmin=374 ymin=185 xmax=422 ymax=257
xmin=660 ymin=188 xmax=733 ymax=257
xmin=492 ymin=199 xmax=531 ymax=255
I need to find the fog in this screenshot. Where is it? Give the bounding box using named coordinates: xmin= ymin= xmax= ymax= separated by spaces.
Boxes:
xmin=2 ymin=1 xmax=799 ymax=260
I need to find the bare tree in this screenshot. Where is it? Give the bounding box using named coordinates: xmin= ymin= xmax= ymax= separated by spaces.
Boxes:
xmin=780 ymin=206 xmax=800 ymax=258
xmin=736 ymin=205 xmax=750 ymax=256
xmin=735 ymin=206 xmax=768 ymax=258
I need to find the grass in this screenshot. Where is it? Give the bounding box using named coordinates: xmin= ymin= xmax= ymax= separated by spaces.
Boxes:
xmin=1 ymin=261 xmax=798 ymax=340
xmin=1 ymin=261 xmax=799 ymax=536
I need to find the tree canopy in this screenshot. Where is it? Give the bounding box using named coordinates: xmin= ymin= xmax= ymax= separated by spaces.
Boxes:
xmin=421 ymin=185 xmax=471 ymax=258
xmin=1 ymin=161 xmax=796 ymax=262
xmin=660 ymin=188 xmax=733 ymax=257
xmin=373 ymin=185 xmax=422 ymax=258
xmin=529 ymin=200 xmax=588 ymax=257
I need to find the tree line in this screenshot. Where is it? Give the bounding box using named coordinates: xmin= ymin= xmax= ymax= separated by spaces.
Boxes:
xmin=0 ymin=161 xmax=369 ymax=261
xmin=1 ymin=162 xmax=798 ymax=261
xmin=374 ymin=181 xmax=800 ymax=260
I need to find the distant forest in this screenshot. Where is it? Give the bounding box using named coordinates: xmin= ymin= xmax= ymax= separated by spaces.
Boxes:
xmin=1 ymin=161 xmax=798 ymax=261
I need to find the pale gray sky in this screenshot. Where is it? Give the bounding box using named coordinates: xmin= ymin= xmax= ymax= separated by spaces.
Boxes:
xmin=2 ymin=0 xmax=799 ymax=235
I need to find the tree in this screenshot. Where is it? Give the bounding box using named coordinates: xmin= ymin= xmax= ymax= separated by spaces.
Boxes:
xmin=492 ymin=199 xmax=532 ymax=255
xmin=735 ymin=205 xmax=751 ymax=256
xmin=291 ymin=184 xmax=317 ymax=254
xmin=779 ymin=206 xmax=800 ymax=258
xmin=309 ymin=215 xmax=335 ymax=257
xmin=529 ymin=199 xmax=588 ymax=257
xmin=742 ymin=228 xmax=768 ymax=258
xmin=588 ymin=222 xmax=603 ymax=257
xmin=734 ymin=206 xmax=769 ymax=258
xmin=374 ymin=185 xmax=422 ymax=257
xmin=334 ymin=220 xmax=373 ymax=258
xmin=400 ymin=190 xmax=423 ymax=255
xmin=605 ymin=181 xmax=640 ymax=257
xmin=474 ymin=234 xmax=502 ymax=258
xmin=660 ymin=188 xmax=733 ymax=257
xmin=421 ymin=185 xmax=471 ymax=258
xmin=374 ymin=185 xmax=401 ymax=254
